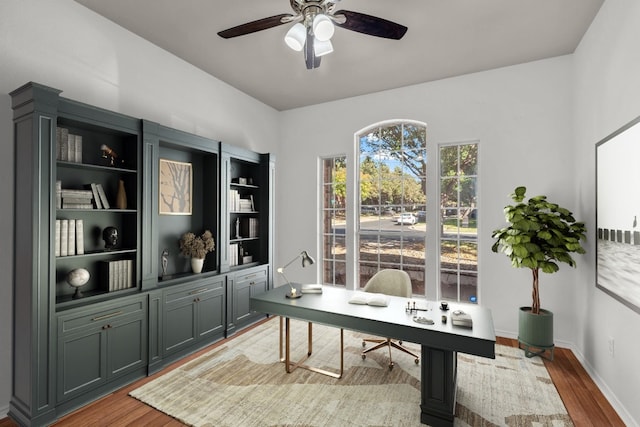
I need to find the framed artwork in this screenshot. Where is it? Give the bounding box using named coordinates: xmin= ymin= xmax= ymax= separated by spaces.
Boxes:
xmin=159 ymin=159 xmax=192 ymax=215
xmin=596 ymin=115 xmax=640 ymax=314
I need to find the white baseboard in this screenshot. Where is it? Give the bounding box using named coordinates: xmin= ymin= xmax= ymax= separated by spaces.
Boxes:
xmin=494 ymin=329 xmax=637 ymax=426
xmin=0 ymin=403 xmax=9 ymax=420
xmin=568 ymin=346 xmax=638 ymax=427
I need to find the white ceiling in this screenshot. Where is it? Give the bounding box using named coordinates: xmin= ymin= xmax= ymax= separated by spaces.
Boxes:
xmin=74 ymin=0 xmax=603 ymax=111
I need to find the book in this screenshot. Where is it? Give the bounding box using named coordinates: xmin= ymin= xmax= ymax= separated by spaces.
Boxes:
xmin=451 ymin=310 xmax=473 ymax=328
xmin=56 ymin=180 xmax=62 ymax=209
xmin=74 ymin=134 xmax=82 ymax=163
xmin=55 ymin=219 xmax=61 ymax=257
xmin=89 ymin=183 xmax=103 ymax=209
xmin=96 ymin=183 xmax=110 ymax=209
xmin=67 ymin=133 xmax=75 ymax=162
xmin=67 ymin=219 xmax=75 ymax=256
xmin=60 ymin=189 xmax=93 ymax=198
xmin=62 ymin=197 xmax=93 ymax=204
xmin=60 ymin=219 xmax=68 ymax=256
xmin=59 ymin=128 xmax=68 ymax=161
xmin=62 ymin=202 xmax=94 ymax=209
xmin=301 ymin=284 xmax=323 ymax=294
xmin=75 ymin=219 xmax=84 ymax=255
xmin=127 ymin=259 xmax=133 ymax=288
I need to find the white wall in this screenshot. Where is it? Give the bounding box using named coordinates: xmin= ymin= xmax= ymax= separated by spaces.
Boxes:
xmin=573 ymin=0 xmax=640 ymax=425
xmin=0 ymin=0 xmax=279 ymax=417
xmin=279 ymin=55 xmax=578 ymax=343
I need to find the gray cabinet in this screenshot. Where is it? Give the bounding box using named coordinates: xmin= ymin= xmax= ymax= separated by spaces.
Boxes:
xmin=227 ymin=265 xmax=269 ymax=336
xmin=56 ymin=296 xmax=147 ymax=403
xmin=9 ymin=82 xmax=273 ymax=426
xmin=162 ymin=276 xmax=226 ymax=358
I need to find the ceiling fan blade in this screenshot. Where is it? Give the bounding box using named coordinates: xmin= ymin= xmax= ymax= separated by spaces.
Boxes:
xmin=333 ymin=10 xmax=407 ymax=40
xmin=218 ymin=14 xmax=294 ymax=38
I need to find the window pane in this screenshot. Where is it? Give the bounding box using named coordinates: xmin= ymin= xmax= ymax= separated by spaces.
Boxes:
xmin=439 ymin=142 xmax=478 ymax=303
xmin=321 ymin=156 xmax=346 ymax=286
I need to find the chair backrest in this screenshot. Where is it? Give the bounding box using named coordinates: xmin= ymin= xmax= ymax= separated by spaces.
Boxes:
xmin=363 ymin=269 xmax=412 ymax=298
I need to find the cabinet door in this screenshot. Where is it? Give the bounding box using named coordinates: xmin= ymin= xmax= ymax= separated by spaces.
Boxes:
xmin=234 ymin=267 xmax=268 ymax=327
xmin=107 ymin=313 xmax=147 ymax=378
xmin=56 ymin=297 xmax=146 ymax=402
xmin=57 ymin=327 xmax=107 ymax=403
xmin=196 ymin=287 xmax=225 ymax=340
xmin=163 ymin=294 xmax=197 ymax=356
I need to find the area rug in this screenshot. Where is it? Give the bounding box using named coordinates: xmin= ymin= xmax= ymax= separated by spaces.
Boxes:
xmin=130 ymin=318 xmax=572 ymax=426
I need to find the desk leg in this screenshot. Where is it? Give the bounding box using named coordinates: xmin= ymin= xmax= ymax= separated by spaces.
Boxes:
xmin=420 ymin=346 xmax=457 ymax=427
xmin=279 ymin=316 xmax=343 ymax=379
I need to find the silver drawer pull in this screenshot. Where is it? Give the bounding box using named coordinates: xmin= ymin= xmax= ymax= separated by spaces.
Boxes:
xmin=189 ymin=288 xmax=209 ymax=295
xmin=92 ymin=311 xmax=123 ymax=321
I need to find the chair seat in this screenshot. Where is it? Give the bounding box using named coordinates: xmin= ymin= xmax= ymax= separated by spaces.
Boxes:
xmin=360 ymin=269 xmax=421 ymax=369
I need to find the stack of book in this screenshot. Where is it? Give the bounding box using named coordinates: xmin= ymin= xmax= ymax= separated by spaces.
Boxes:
xmin=229 ymin=243 xmax=239 ymax=267
xmin=100 ymin=260 xmax=134 ymax=292
xmin=88 ymin=182 xmax=110 ymax=209
xmin=451 ymin=310 xmax=473 ymax=328
xmin=55 ymin=219 xmax=84 ymax=256
xmin=56 ymin=181 xmax=110 ymax=209
xmin=56 ymin=126 xmax=83 ymax=163
xmin=228 ymin=190 xmax=255 ymax=212
xmin=241 ymin=218 xmax=259 ymax=238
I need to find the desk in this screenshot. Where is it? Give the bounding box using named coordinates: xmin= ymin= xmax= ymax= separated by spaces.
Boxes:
xmin=250 ymin=285 xmax=496 ymax=427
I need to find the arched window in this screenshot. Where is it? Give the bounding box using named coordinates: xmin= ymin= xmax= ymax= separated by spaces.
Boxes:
xmin=356 ymin=121 xmax=428 ymax=294
xmin=320 ymin=121 xmax=479 ymax=302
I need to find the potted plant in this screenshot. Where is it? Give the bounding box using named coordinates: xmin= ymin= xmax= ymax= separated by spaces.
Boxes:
xmin=491 ymin=186 xmax=586 ymax=359
xmin=179 ymin=230 xmax=215 ymax=273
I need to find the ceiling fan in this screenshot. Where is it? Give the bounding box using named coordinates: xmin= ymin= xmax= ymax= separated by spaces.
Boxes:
xmin=217 ymin=0 xmax=408 ymax=70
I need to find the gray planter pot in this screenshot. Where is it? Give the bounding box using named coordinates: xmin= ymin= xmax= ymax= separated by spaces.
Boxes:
xmin=518 ymin=307 xmax=554 ymax=360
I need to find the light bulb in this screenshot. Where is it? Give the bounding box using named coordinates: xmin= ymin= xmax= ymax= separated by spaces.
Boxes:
xmin=314 ymin=38 xmax=333 ymax=57
xmin=313 ymin=14 xmax=334 ymax=42
xmin=284 ymin=23 xmax=306 ymax=51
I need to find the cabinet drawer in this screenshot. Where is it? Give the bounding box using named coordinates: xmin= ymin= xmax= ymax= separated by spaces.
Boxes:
xmin=235 ymin=266 xmax=267 ymax=286
xmin=58 ymin=298 xmax=145 ymax=335
xmin=164 ymin=276 xmax=225 ymax=304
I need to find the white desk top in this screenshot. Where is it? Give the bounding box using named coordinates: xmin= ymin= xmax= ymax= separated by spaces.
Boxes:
xmin=251 ymin=285 xmax=495 ymax=359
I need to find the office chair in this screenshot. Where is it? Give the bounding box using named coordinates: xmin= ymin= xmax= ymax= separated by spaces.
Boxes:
xmin=361 ymin=269 xmax=420 ymax=369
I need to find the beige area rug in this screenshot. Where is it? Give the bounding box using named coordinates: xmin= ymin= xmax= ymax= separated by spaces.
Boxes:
xmin=130 ymin=318 xmax=572 ymax=426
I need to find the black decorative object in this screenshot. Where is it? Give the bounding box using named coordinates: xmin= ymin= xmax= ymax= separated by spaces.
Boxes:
xmin=102 ymin=226 xmax=119 ymax=250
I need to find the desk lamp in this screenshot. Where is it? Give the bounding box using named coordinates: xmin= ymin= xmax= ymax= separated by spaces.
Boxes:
xmin=277 ymin=250 xmax=315 ymax=298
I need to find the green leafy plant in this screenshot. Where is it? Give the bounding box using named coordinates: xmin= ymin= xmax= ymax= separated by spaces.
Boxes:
xmin=179 ymin=230 xmax=215 ymax=259
xmin=491 ymin=186 xmax=587 ymax=314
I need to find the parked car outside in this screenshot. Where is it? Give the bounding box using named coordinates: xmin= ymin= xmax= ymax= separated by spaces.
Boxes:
xmin=396 ymin=213 xmax=417 ymax=225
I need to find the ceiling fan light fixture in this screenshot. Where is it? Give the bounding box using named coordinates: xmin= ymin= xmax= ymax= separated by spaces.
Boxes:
xmin=314 ymin=38 xmax=333 ymax=57
xmin=312 ymin=13 xmax=334 ymax=41
xmin=284 ymin=23 xmax=306 ymax=51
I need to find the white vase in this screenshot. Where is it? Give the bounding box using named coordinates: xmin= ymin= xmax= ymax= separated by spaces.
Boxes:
xmin=191 ymin=257 xmax=204 ymax=273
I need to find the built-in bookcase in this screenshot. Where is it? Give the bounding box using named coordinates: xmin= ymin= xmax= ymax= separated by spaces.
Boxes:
xmin=221 ymin=144 xmax=274 ymax=275
xmin=10 ymin=83 xmax=273 ymax=427
xmin=142 ymin=121 xmax=220 ymax=283
xmin=54 ymin=104 xmax=141 ymax=307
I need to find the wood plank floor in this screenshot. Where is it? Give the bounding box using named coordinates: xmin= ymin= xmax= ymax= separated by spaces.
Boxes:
xmin=1 ymin=325 xmax=626 ymax=427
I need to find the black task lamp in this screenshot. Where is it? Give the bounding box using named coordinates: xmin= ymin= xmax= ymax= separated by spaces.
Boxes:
xmin=277 ymin=250 xmax=315 ymax=299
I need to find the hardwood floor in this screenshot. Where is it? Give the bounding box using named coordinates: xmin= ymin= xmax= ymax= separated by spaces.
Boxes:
xmin=1 ymin=327 xmax=626 ymax=427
